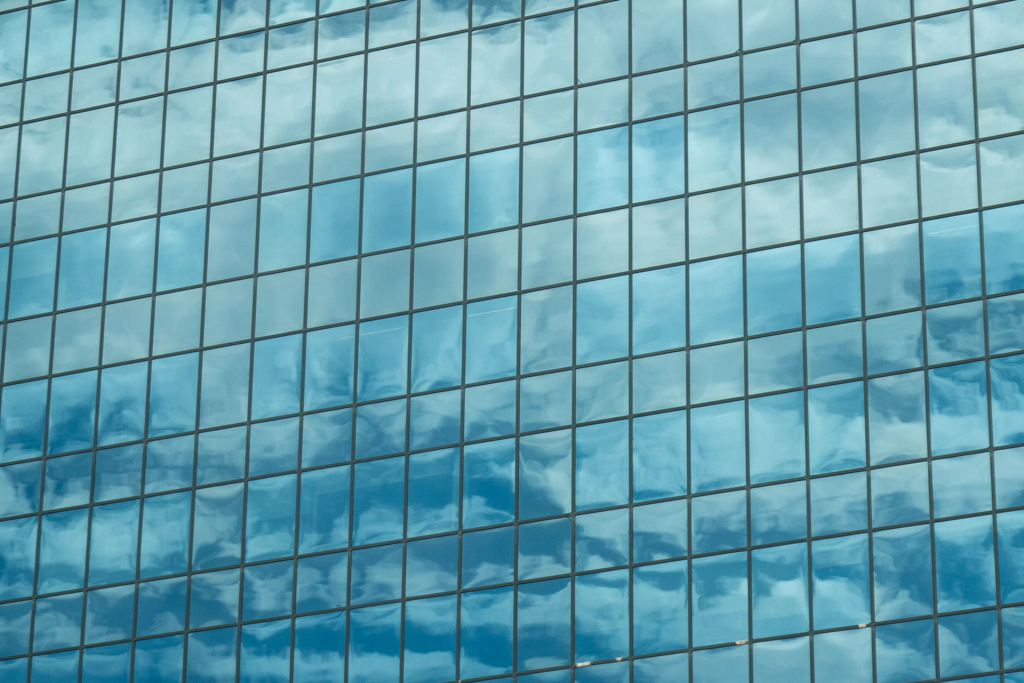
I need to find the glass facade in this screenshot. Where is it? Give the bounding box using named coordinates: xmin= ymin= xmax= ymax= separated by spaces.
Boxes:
xmin=1 ymin=0 xmax=1024 ymax=681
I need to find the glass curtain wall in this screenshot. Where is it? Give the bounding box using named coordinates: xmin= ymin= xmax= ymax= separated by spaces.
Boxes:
xmin=0 ymin=0 xmax=1023 ymax=681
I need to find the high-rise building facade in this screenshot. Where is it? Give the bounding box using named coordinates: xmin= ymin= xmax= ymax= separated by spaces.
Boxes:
xmin=1 ymin=0 xmax=1023 ymax=681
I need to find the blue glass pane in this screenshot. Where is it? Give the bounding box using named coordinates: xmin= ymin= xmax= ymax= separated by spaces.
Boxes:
xmin=690 ymin=401 xmax=745 ymax=492
xmin=516 ymin=577 xmax=570 ymax=669
xmin=632 ymin=410 xmax=686 ymax=502
xmin=468 ymin=148 xmax=519 ymax=233
xmin=407 ymin=447 xmax=459 ymax=536
xmin=351 ymin=543 xmax=402 ymax=603
xmin=463 ymin=525 xmax=514 ymax=588
xmin=156 ymin=209 xmax=205 ymax=290
xmin=0 ymin=380 xmax=47 ymax=462
xmin=251 ymin=335 xmax=302 ymax=419
xmin=935 ymin=515 xmax=996 ymax=611
xmin=747 ymin=245 xmax=801 ymax=334
xmin=923 ymin=214 xmax=982 ymax=304
xmin=416 ymin=159 xmax=466 ymax=242
xmin=362 ymin=169 xmax=412 ymax=252
xmin=295 ymin=552 xmax=347 ymax=613
xmin=873 ymin=525 xmax=933 ymax=620
xmin=466 ymin=296 xmax=517 ymax=382
xmin=133 ymin=634 xmax=184 ymax=683
xmin=983 ymin=203 xmax=1024 ymax=294
xmin=191 ymin=483 xmax=244 ymax=570
xmin=633 ymin=653 xmax=689 ymax=683
xmin=81 ymin=642 xmax=131 ymax=682
xmin=31 ymin=650 xmax=80 ymax=682
xmin=633 ymin=265 xmax=686 ymax=354
xmin=0 ymin=461 xmax=40 ymax=517
xmin=464 ymin=380 xmax=515 ymax=440
xmin=242 ymin=561 xmax=293 ymax=621
xmin=302 ymin=408 xmax=352 ymax=467
xmin=812 ymin=534 xmax=870 ymax=629
xmin=519 ymin=518 xmax=571 ymax=580
xmin=357 ymin=316 xmax=409 ymax=401
xmin=520 ymin=370 xmax=572 ymax=431
xmin=463 ymin=438 xmax=515 ymax=527
xmin=137 ymin=577 xmax=187 ymax=637
xmin=353 ymin=456 xmax=405 ymax=544
xmin=0 ymin=600 xmax=31 ymax=658
xmin=404 ymin=595 xmax=457 ymax=683
xmin=519 ymin=429 xmax=572 ymax=519
xmin=355 ymin=399 xmax=406 ymax=458
xmin=575 ymin=420 xmax=629 ymax=510
xmin=411 ymin=306 xmax=463 ymax=392
xmin=38 ymin=509 xmax=87 ymax=592
xmin=189 ymin=568 xmax=240 ymax=628
xmin=578 ymin=127 xmax=628 ymax=211
xmin=634 ymin=560 xmax=688 ymax=655
xmin=574 ymin=569 xmax=629 ymax=662
xmin=294 ymin=612 xmax=345 ymax=682
xmin=46 ymin=371 xmax=96 ymax=454
xmin=992 ymin=354 xmax=1024 ymax=447
xmin=808 ymin=381 xmax=865 ymax=474
xmin=576 ymin=276 xmax=629 ymax=363
xmin=33 ymin=592 xmax=83 ymax=651
xmin=9 ymin=237 xmax=57 ymax=317
xmin=689 ymin=256 xmax=743 ymax=344
xmin=937 ymin=610 xmax=999 ymax=678
xmin=200 ymin=344 xmax=252 ymax=430
xmin=804 ymin=235 xmax=861 ymax=324
xmin=875 ymin=620 xmax=935 ymax=683
xmin=459 ymin=586 xmax=513 ymax=677
xmin=196 ymin=426 xmax=245 ymax=485
xmin=691 ymin=552 xmax=748 ymax=647
xmin=148 ymin=353 xmax=199 ymax=437
xmin=929 ymin=361 xmax=989 ymax=456
xmin=749 ymin=391 xmax=805 ymax=483
xmin=84 ymin=584 xmax=134 ymax=644
xmin=186 ymin=626 xmax=238 ymax=683
xmin=239 ymin=619 xmax=290 ymax=683
xmin=632 ymin=115 xmax=686 ymax=201
xmin=88 ymin=499 xmax=139 ymax=585
xmin=813 ymin=628 xmax=872 ymax=683
xmin=751 ymin=481 xmax=805 ymax=544
xmin=753 ymin=637 xmax=810 ymax=683
xmin=521 ymin=286 xmax=572 ymax=372
xmin=248 ymin=417 xmax=298 ymax=476
xmin=406 ymin=535 xmax=457 ymax=596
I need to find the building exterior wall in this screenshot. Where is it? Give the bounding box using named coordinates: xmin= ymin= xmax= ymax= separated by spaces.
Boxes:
xmin=1 ymin=0 xmax=1024 ymax=681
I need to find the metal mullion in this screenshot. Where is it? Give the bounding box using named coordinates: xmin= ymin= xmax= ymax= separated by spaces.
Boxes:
xmin=30 ymin=0 xmax=95 ymax=667
xmin=680 ymin=0 xmax=693 ymax=676
xmin=395 ymin=3 xmax=425 ymax=680
xmin=905 ymin=7 xmax=944 ymax=680
xmin=845 ymin=0 xmax=879 ymax=678
xmin=231 ymin=5 xmax=274 ymax=680
xmin=566 ymin=0 xmax=578 ymax=669
xmin=452 ymin=1 xmax=472 ymax=660
xmin=8 ymin=6 xmax=34 ymax=670
xmin=509 ymin=0 xmax=527 ymax=675
xmin=56 ymin=0 xmax=126 ymax=674
xmin=289 ymin=1 xmax=324 ymax=678
xmin=792 ymin=0 xmax=820 ymax=677
xmin=624 ymin=0 xmax=635 ymax=675
xmin=180 ymin=1 xmax=223 ymax=679
xmin=127 ymin=4 xmax=178 ymax=678
xmin=734 ymin=2 xmax=756 ymax=676
xmin=968 ymin=1 xmax=1006 ymax=674
xmin=342 ymin=6 xmax=373 ymax=682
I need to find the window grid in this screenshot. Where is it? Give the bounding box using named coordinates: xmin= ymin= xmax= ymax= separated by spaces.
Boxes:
xmin=0 ymin=0 xmax=1023 ymax=682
